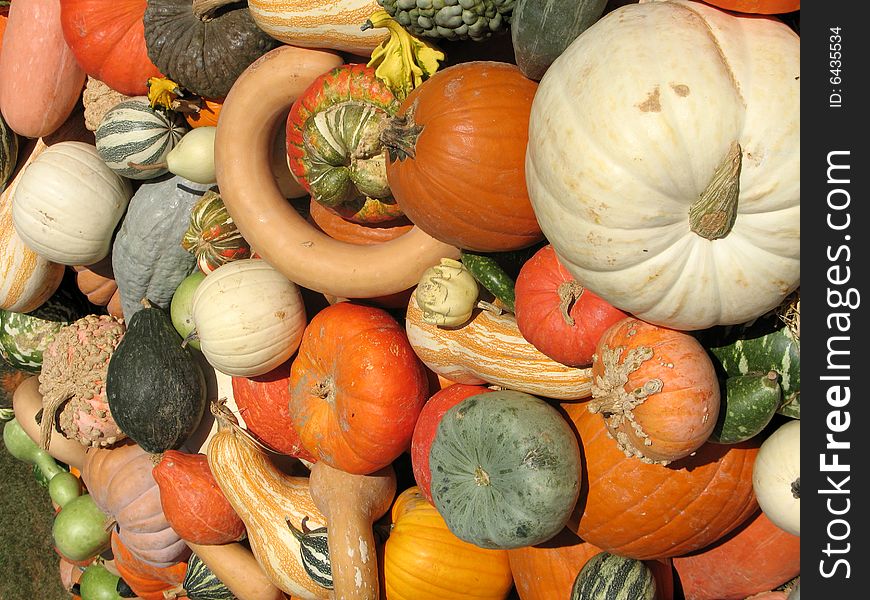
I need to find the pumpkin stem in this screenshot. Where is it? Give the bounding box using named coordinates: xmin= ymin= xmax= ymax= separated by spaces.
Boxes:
xmin=181 ymin=329 xmax=199 ymax=349
xmin=311 ymin=377 xmax=337 ymax=407
xmin=476 ymin=300 xmax=504 ymax=315
xmin=163 ymin=584 xmax=187 ymax=599
xmin=557 ymin=281 xmax=585 ymax=326
xmin=191 ymin=0 xmax=236 ymax=21
xmin=380 ymin=101 xmax=423 ymax=162
xmin=473 ymin=465 xmax=491 ymax=487
xmin=37 ymin=388 xmax=74 ymax=451
xmin=126 ymin=160 xmax=168 ymax=172
xmin=791 ymin=476 xmax=800 ymax=499
xmin=688 ymin=141 xmax=742 ymax=240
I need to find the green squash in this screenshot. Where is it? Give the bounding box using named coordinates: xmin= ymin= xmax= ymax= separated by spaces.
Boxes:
xmin=570 ymin=551 xmax=656 ymax=600
xmin=182 ymin=552 xmax=239 ymax=600
xmin=379 ymin=0 xmax=515 ymax=42
xmin=111 ymin=174 xmax=214 ymax=323
xmin=709 ymin=371 xmax=782 ymax=444
xmin=428 ymin=389 xmax=581 ymax=549
xmin=143 ymin=0 xmax=280 ymax=99
xmin=1 ymin=112 xmax=18 ymax=190
xmin=511 ymin=0 xmax=608 ymax=80
xmin=105 ymin=301 xmax=206 ymax=454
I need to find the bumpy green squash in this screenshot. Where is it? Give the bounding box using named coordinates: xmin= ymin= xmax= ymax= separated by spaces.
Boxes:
xmin=112 ymin=174 xmax=214 ymax=323
xmin=105 ymin=301 xmax=206 ymax=454
xmin=511 ymin=0 xmax=608 ymax=80
xmin=429 ymin=390 xmax=581 ymax=549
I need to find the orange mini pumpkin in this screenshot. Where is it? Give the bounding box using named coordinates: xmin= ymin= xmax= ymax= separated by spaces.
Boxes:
xmin=588 ymin=317 xmax=720 ymax=464
xmin=382 ymin=61 xmax=543 ymax=252
xmin=185 ymin=96 xmax=223 ymax=128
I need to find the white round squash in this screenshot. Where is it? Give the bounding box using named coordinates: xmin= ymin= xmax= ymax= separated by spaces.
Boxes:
xmin=753 ymin=419 xmax=799 ymax=536
xmin=191 ymin=258 xmax=306 ymax=377
xmin=11 ymin=141 xmax=132 ymax=265
xmin=526 ymin=0 xmax=800 ymax=330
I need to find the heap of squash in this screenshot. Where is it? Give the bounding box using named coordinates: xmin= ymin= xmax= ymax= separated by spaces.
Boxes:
xmin=0 ymin=1 xmax=800 ymax=599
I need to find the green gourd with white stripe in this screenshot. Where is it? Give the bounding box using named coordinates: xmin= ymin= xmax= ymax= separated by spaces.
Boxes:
xmin=570 ymin=552 xmax=657 ymax=600
xmin=181 ymin=552 xmax=238 ymax=600
xmin=95 ymin=97 xmax=187 ymax=180
xmin=287 ymin=516 xmax=332 ymax=590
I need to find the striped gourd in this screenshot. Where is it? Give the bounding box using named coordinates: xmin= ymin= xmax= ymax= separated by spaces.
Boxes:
xmin=570 ymin=552 xmax=657 ymax=600
xmin=181 ymin=190 xmax=251 ymax=274
xmin=1 ymin=138 xmax=65 ymax=313
xmin=206 ymin=403 xmax=330 ymax=600
xmin=248 ymin=0 xmax=389 ymax=55
xmin=182 ymin=552 xmax=239 ymax=600
xmin=287 ymin=517 xmax=332 ymax=590
xmin=1 ymin=113 xmax=18 ymax=190
xmin=95 ymin=97 xmax=187 ymax=180
xmin=405 ymin=292 xmax=593 ymax=400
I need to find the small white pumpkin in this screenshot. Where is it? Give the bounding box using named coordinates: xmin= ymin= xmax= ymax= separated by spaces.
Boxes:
xmin=526 ymin=0 xmax=800 ymax=330
xmin=191 ymin=258 xmax=306 ymax=377
xmin=11 ymin=141 xmax=132 ymax=265
xmin=415 ymin=258 xmax=479 ymax=327
xmin=752 ymin=419 xmax=799 ymax=536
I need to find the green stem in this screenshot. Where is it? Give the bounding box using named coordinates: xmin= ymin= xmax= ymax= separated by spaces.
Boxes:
xmin=688 ymin=141 xmax=742 ymax=240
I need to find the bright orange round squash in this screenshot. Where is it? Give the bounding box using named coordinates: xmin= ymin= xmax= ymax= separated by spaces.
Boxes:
xmin=700 ymin=0 xmax=799 ymax=14
xmin=588 ymin=317 xmax=720 ymax=464
xmin=562 ymin=401 xmax=759 ymax=560
xmin=384 ymin=486 xmax=514 ymax=600
xmin=288 ymin=301 xmax=429 ymax=475
xmin=672 ymin=510 xmax=800 ymax=600
xmin=382 ymin=61 xmax=543 ymax=252
xmin=185 ymin=96 xmax=223 ymax=128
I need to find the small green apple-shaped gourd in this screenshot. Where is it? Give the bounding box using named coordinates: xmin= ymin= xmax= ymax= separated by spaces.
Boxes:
xmin=53 ymin=494 xmax=113 ymax=562
xmin=171 ymin=270 xmax=207 ymax=350
xmin=78 ymin=562 xmax=124 ymax=600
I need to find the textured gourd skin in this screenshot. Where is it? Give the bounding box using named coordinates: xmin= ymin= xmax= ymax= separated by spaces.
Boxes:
xmin=106 ymin=305 xmax=206 ymax=454
xmin=569 ymin=552 xmax=657 ymax=600
xmin=143 ymin=0 xmax=280 ymax=99
xmin=429 ymin=390 xmax=582 ymax=549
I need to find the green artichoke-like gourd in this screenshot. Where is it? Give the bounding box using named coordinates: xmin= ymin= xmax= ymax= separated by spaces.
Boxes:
xmin=378 ymin=0 xmax=515 ymax=41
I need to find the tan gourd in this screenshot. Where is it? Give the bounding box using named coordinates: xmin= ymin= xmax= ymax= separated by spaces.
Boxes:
xmin=206 ymin=401 xmax=329 ymax=600
xmin=186 ymin=541 xmax=289 ymax=600
xmin=308 ymin=461 xmax=396 ymax=600
xmin=405 ymin=292 xmax=593 ymax=400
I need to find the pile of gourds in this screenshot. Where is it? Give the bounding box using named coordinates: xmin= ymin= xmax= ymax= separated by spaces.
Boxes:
xmin=1 ymin=0 xmax=801 ymax=599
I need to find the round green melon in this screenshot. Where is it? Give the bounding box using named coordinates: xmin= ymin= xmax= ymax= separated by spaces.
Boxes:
xmin=570 ymin=552 xmax=656 ymax=600
xmin=428 ymin=389 xmax=581 ymax=549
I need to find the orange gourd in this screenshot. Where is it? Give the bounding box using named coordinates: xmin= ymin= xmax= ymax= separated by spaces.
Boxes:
xmin=71 ymin=258 xmax=123 ymax=319
xmin=307 ymin=198 xmax=412 ymax=246
xmin=673 ymin=510 xmax=801 ymax=600
xmin=700 ymin=1 xmax=799 ymax=13
xmin=288 ymin=301 xmax=429 ymax=475
xmin=382 ymin=61 xmax=543 ymax=252
xmin=384 ymin=486 xmax=514 ymax=600
xmin=588 ymin=317 xmax=720 ymax=464
xmin=185 ymin=97 xmax=223 ymax=128
xmin=507 ymin=527 xmax=674 ymax=600
xmin=111 ymin=532 xmax=187 ymax=600
xmin=562 ymin=401 xmax=759 ymax=560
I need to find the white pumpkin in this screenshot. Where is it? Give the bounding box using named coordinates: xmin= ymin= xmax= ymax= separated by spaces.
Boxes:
xmin=526 ymin=0 xmax=800 ymax=330
xmin=753 ymin=419 xmax=799 ymax=536
xmin=11 ymin=141 xmax=132 ymax=265
xmin=191 ymin=258 xmax=306 ymax=377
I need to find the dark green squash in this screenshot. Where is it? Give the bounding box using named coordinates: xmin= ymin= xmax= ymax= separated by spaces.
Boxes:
xmin=511 ymin=0 xmax=608 ymax=81
xmin=105 ymin=301 xmax=206 ymax=454
xmin=143 ymin=0 xmax=281 ymax=99
xmin=181 ymin=552 xmax=238 ymax=600
xmin=459 ymin=250 xmax=517 ymax=312
xmin=570 ymin=551 xmax=657 ymax=600
xmin=428 ymin=389 xmax=581 ymax=550
xmin=709 ymin=371 xmax=782 ymax=444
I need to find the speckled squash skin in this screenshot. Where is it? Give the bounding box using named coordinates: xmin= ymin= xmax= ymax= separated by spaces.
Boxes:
xmin=428 ymin=390 xmax=581 ymax=549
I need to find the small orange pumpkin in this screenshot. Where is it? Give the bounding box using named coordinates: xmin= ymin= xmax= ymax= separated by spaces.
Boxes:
xmin=588 ymin=317 xmax=720 ymax=464
xmin=185 ymin=96 xmax=223 ymax=128
xmin=384 ymin=486 xmax=514 ymax=600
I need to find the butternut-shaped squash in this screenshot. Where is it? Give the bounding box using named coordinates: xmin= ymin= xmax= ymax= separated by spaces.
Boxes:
xmin=405 ymin=293 xmax=593 ymax=400
xmin=206 ymin=401 xmax=329 ymax=600
xmin=0 ymin=0 xmax=86 ymax=138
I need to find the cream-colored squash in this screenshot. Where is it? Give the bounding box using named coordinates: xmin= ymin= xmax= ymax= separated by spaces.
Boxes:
xmin=11 ymin=141 xmax=132 ymax=265
xmin=753 ymin=419 xmax=799 ymax=537
xmin=526 ymin=0 xmax=800 ymax=330
xmin=191 ymin=258 xmax=307 ymax=377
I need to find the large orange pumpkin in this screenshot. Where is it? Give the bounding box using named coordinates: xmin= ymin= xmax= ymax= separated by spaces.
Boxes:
xmin=59 ymin=0 xmax=163 ymax=96
xmin=384 ymin=486 xmax=514 ymax=600
xmin=288 ymin=301 xmax=429 ymax=475
xmin=382 ymin=61 xmax=543 ymax=252
xmin=507 ymin=527 xmax=675 ymax=600
xmin=672 ymin=510 xmax=801 ymax=600
xmin=588 ymin=317 xmax=720 ymax=464
xmin=561 ymin=401 xmax=759 ymax=560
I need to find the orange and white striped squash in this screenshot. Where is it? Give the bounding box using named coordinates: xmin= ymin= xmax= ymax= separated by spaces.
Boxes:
xmin=248 ymin=0 xmax=389 ymax=56
xmin=405 ymin=292 xmax=593 ymax=400
xmin=206 ymin=405 xmax=329 ymax=600
xmin=1 ymin=137 xmax=64 ymax=312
